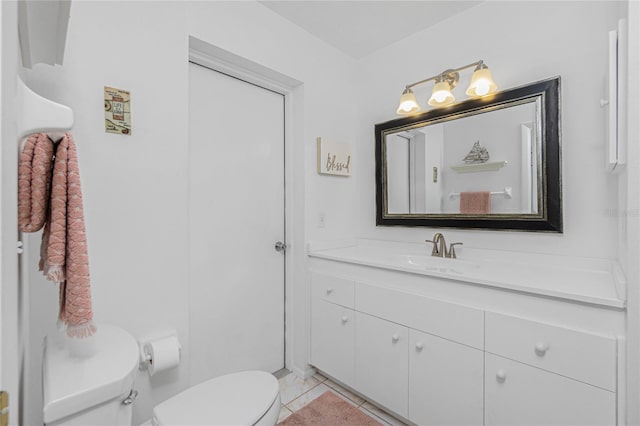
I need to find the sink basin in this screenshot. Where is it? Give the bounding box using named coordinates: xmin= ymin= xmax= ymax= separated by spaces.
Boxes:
xmin=399 ymin=254 xmax=479 ymax=275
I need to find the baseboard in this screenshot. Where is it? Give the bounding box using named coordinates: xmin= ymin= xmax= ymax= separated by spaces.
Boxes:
xmin=291 ymin=365 xmax=316 ymax=379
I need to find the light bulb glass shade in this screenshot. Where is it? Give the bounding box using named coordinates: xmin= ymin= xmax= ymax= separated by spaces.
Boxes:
xmin=465 ymin=67 xmax=498 ymax=97
xmin=428 ymin=81 xmax=455 ymax=107
xmin=396 ymin=88 xmax=420 ymax=115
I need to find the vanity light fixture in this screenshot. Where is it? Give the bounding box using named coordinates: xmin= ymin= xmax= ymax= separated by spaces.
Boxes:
xmin=396 ymin=60 xmax=497 ymax=115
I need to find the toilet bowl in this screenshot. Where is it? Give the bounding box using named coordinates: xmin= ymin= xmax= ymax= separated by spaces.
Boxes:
xmin=43 ymin=324 xmax=281 ymax=426
xmin=152 ymin=370 xmax=280 ymax=426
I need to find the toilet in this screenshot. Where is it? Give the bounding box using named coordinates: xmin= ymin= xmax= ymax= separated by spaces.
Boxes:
xmin=42 ymin=324 xmax=281 ymax=426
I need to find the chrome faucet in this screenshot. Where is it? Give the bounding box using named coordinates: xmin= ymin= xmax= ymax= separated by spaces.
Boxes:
xmin=425 ymin=233 xmax=463 ymax=259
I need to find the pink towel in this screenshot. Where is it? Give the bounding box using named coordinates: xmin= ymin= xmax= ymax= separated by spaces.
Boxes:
xmin=460 ymin=191 xmax=491 ymax=214
xmin=18 ymin=133 xmax=54 ymax=232
xmin=47 ymin=134 xmax=95 ymax=337
xmin=18 ymin=132 xmax=96 ymax=338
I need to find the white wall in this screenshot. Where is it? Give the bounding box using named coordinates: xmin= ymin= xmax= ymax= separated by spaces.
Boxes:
xmin=355 ymin=1 xmax=625 ymax=258
xmin=23 ymin=3 xmax=190 ymax=424
xmin=22 ymin=1 xmax=357 ymax=424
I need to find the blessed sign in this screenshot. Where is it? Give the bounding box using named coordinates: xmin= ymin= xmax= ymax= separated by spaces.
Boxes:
xmin=317 ymin=137 xmax=352 ymax=177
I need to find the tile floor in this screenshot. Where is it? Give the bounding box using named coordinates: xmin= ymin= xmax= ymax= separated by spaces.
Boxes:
xmin=277 ymin=371 xmax=408 ymax=426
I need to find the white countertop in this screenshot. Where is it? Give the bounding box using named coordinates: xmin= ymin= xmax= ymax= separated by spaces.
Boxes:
xmin=307 ymin=240 xmax=626 ymax=309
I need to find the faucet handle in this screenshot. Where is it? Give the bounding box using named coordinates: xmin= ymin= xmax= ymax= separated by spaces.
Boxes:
xmin=448 ymin=242 xmax=463 ymax=259
xmin=425 ymin=239 xmax=440 ymax=256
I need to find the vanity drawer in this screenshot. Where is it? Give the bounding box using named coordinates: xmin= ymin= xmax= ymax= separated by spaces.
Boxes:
xmin=311 ymin=272 xmax=355 ymax=308
xmin=485 ymin=312 xmax=617 ymax=391
xmin=356 ymin=283 xmax=484 ymax=349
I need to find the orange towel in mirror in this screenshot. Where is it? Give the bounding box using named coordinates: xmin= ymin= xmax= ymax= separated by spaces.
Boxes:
xmin=460 ymin=191 xmax=491 ymax=214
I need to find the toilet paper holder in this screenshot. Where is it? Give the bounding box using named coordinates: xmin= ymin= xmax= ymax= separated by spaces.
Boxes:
xmin=138 ymin=330 xmax=182 ymax=371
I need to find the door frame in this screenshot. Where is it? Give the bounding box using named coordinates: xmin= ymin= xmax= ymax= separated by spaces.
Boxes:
xmin=188 ymin=36 xmax=303 ymax=373
xmin=1 ymin=2 xmax=22 ymax=425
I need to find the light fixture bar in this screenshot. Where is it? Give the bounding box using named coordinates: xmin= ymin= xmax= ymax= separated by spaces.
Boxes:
xmin=396 ymin=60 xmax=497 ymax=115
xmin=404 ymin=60 xmax=484 ymax=90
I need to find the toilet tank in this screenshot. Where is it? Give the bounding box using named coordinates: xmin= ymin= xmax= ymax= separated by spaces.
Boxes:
xmin=43 ymin=324 xmax=139 ymax=425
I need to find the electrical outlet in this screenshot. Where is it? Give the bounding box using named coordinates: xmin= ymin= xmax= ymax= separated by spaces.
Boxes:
xmin=318 ymin=213 xmax=326 ymax=228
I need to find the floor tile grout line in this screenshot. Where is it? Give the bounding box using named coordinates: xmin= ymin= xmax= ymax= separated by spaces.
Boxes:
xmin=283 ymin=380 xmax=324 ymax=408
xmin=313 ymin=374 xmax=328 ymax=383
xmin=318 ymin=380 xmax=367 ymax=408
xmin=278 ymin=374 xmax=322 ymax=404
xmin=283 ymin=375 xmax=361 ymax=409
xmin=323 ymin=380 xmax=367 ymax=406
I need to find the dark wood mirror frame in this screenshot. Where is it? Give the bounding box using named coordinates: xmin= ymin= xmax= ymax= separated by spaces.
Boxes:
xmin=375 ymin=77 xmax=562 ymax=232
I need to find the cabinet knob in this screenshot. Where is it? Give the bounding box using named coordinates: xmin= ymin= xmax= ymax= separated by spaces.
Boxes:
xmin=326 ymin=288 xmax=334 ymax=295
xmin=341 ymin=316 xmax=349 ymax=324
xmin=415 ymin=342 xmax=424 ymax=351
xmin=496 ymin=370 xmax=507 ymax=383
xmin=391 ymin=334 xmax=400 ymax=343
xmin=535 ymin=342 xmax=550 ymax=356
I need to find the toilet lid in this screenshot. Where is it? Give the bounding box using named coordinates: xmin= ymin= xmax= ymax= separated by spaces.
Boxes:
xmin=153 ymin=370 xmax=279 ymax=426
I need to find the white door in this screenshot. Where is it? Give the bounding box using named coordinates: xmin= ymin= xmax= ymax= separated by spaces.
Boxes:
xmin=188 ymin=62 xmax=285 ymax=383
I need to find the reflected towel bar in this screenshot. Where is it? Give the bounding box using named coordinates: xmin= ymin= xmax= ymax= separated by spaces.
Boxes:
xmin=449 ymin=186 xmax=513 ymax=200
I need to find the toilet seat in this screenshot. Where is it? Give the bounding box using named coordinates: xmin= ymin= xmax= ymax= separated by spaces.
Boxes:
xmin=153 ymin=370 xmax=280 ymax=426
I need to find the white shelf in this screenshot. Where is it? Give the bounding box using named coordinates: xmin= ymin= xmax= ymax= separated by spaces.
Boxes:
xmin=451 ymin=161 xmax=507 ymax=173
xmin=17 ymin=77 xmax=74 ymax=140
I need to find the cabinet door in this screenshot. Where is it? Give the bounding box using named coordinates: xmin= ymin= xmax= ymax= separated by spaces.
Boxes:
xmin=355 ymin=312 xmax=408 ymax=418
xmin=485 ymin=353 xmax=616 ymax=426
xmin=409 ymin=329 xmax=483 ymax=426
xmin=310 ymin=299 xmax=355 ymax=386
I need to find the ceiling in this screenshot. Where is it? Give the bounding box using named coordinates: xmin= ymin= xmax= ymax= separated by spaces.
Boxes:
xmin=259 ymin=1 xmax=483 ymax=59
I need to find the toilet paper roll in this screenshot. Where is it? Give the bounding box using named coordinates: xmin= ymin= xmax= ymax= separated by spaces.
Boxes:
xmin=144 ymin=336 xmax=181 ymax=376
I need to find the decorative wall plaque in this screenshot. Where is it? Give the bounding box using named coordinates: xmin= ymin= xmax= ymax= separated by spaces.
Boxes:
xmin=104 ymin=86 xmax=131 ymax=135
xmin=317 ymin=137 xmax=351 ymax=176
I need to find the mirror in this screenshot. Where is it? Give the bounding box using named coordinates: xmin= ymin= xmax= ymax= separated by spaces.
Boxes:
xmin=375 ymin=77 xmax=562 ymax=232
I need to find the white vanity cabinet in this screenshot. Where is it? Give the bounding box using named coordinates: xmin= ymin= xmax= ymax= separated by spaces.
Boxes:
xmin=308 ymin=252 xmax=624 ymax=426
xmin=409 ymin=329 xmax=484 ymax=426
xmin=355 ymin=312 xmax=408 ymax=418
xmin=310 ymin=271 xmax=486 ymax=424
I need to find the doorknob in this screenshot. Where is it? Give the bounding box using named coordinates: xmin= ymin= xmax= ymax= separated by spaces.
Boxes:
xmin=274 ymin=241 xmax=287 ymax=253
